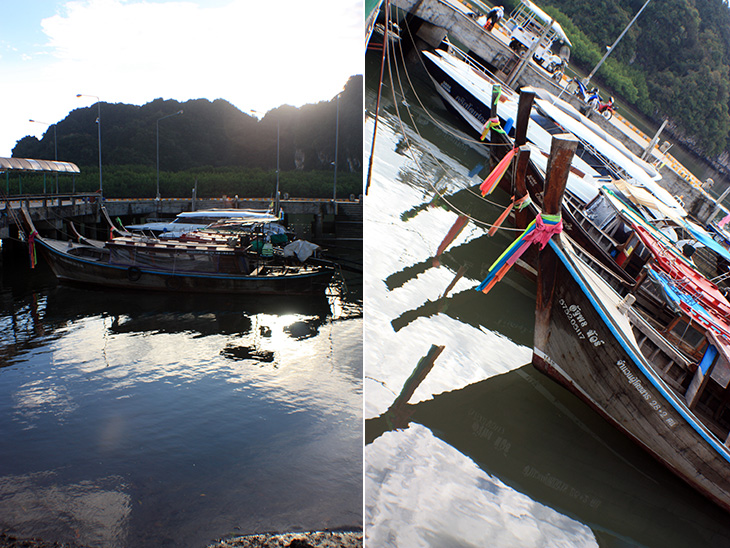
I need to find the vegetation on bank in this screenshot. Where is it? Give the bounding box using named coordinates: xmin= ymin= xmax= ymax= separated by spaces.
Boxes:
xmin=498 ymin=0 xmax=730 ymax=158
xmin=2 ymin=165 xmax=362 ymax=200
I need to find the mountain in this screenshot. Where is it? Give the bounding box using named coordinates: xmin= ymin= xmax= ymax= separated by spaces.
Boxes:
xmin=12 ymin=75 xmax=363 ymax=173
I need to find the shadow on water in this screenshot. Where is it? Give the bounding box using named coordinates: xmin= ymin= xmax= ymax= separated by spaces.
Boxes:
xmin=366 ymin=363 xmax=730 ymax=548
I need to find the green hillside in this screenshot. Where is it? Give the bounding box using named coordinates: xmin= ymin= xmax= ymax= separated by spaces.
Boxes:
xmin=500 ymin=0 xmax=730 ymax=159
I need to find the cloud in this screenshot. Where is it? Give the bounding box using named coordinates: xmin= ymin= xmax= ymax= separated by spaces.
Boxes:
xmin=1 ymin=0 xmax=362 ymax=156
xmin=40 ymin=0 xmax=363 ymax=109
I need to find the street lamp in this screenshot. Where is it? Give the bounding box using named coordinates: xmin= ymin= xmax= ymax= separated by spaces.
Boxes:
xmin=76 ymin=94 xmax=103 ymax=196
xmin=29 ymin=119 xmax=58 ymax=193
xmin=156 ymin=110 xmax=183 ymax=200
xmin=249 ymin=110 xmax=280 ymax=216
xmin=333 ymin=93 xmax=340 ymax=209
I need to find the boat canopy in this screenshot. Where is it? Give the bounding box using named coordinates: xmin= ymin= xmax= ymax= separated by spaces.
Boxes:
xmin=0 ymin=157 xmax=80 ymax=174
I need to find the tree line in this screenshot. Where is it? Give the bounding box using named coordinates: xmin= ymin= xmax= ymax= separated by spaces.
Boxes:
xmin=4 ymin=165 xmax=361 ymax=201
xmin=11 ymin=75 xmax=363 ymax=198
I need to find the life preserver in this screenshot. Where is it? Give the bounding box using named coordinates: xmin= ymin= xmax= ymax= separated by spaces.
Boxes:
xmin=127 ymin=266 xmax=142 ymax=281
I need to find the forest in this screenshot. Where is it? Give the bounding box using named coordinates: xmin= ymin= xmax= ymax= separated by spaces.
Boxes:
xmin=497 ymin=0 xmax=730 ymax=161
xmin=10 ymin=75 xmax=363 ymax=199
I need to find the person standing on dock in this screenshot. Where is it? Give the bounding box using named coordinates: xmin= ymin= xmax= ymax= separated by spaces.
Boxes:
xmin=485 ymin=6 xmax=504 ymax=31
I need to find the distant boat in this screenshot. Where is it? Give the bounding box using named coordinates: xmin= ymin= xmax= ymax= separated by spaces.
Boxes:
xmin=125 ymin=208 xmax=288 ymax=239
xmin=21 ymin=207 xmax=334 ymax=296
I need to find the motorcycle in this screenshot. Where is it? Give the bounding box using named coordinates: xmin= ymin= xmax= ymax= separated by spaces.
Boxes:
xmin=585 ymin=88 xmax=601 ymax=112
xmin=597 ymin=97 xmax=617 ymax=120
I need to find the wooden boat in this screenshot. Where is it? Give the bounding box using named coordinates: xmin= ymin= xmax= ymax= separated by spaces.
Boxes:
xmin=21 ymin=207 xmax=334 ymax=296
xmin=532 ymin=144 xmax=730 ymax=514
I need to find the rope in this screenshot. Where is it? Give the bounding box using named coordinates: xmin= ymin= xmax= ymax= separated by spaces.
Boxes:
xmin=372 ymin=8 xmax=526 ymax=236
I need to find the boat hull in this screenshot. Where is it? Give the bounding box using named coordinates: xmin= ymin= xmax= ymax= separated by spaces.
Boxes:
xmin=533 ymin=236 xmax=730 ymax=514
xmin=422 ymin=51 xmax=493 ymax=134
xmin=36 ymin=239 xmax=334 ymax=296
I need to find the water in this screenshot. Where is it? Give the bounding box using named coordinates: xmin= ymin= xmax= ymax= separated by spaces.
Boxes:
xmin=0 ymin=245 xmax=362 ymax=548
xmin=364 ymin=49 xmax=730 ymax=547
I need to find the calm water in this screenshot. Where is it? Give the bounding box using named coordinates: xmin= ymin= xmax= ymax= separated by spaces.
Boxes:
xmin=364 ymin=49 xmax=730 ymax=547
xmin=0 ymin=245 xmax=362 ymax=548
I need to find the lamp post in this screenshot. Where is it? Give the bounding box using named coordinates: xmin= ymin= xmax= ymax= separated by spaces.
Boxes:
xmin=76 ymin=94 xmax=103 ymax=196
xmin=583 ymin=0 xmax=651 ymax=86
xmin=275 ymin=117 xmax=280 ymax=216
xmin=249 ymin=110 xmax=280 ymax=216
xmin=156 ymin=110 xmax=183 ymax=200
xmin=29 ymin=119 xmax=58 ymax=193
xmin=333 ymin=93 xmax=340 ymax=212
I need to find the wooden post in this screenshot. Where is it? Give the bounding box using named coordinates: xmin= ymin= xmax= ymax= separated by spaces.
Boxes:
xmin=489 ymin=84 xmax=501 ymax=144
xmin=513 ymin=144 xmax=532 ymax=230
xmin=543 ymin=134 xmax=578 ymax=217
xmin=514 ymin=88 xmax=536 ymax=147
xmin=491 ymin=84 xmax=501 ymax=119
xmin=535 ymin=133 xmax=579 ymax=358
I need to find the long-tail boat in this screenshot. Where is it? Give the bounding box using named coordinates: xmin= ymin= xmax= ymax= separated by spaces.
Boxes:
xmin=20 ymin=206 xmax=334 ymax=295
xmin=532 ymin=134 xmax=730 ymax=515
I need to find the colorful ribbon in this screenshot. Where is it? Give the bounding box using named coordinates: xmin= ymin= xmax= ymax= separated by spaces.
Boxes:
xmin=514 ymin=194 xmax=532 ymax=211
xmin=487 ymin=194 xmax=533 ymax=237
xmin=476 ymin=213 xmax=563 ymax=295
xmin=480 ymin=147 xmax=518 ymax=196
xmin=480 ymin=117 xmax=506 ymax=140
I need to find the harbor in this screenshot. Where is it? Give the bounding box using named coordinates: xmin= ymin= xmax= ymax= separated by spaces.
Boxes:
xmin=365 ymin=0 xmax=730 ymax=544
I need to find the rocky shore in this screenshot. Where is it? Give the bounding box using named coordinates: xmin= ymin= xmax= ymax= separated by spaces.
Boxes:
xmin=0 ymin=531 xmax=363 ymax=548
xmin=206 ymin=531 xmax=363 ymax=548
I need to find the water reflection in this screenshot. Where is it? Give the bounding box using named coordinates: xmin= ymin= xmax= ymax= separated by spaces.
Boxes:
xmin=0 ymin=255 xmax=362 ymax=547
xmin=0 ymin=472 xmax=131 ymax=547
xmin=366 ymin=364 xmax=730 ymax=547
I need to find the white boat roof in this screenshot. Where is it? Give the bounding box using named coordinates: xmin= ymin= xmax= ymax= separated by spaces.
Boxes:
xmin=532 ymin=92 xmax=686 ymax=216
xmin=176 ymin=209 xmax=278 ymax=221
xmin=425 ymin=50 xmax=602 ymax=203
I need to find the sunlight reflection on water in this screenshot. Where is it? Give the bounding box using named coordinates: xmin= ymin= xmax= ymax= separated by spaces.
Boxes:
xmin=0 ymin=282 xmax=362 ymax=548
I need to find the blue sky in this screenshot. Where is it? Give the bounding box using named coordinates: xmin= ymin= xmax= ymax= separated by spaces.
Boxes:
xmin=0 ymin=0 xmax=364 ymax=157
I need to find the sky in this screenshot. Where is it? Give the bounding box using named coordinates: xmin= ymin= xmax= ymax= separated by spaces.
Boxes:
xmin=0 ymin=0 xmax=364 ymax=157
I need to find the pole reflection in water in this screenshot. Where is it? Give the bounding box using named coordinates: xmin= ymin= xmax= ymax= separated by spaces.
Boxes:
xmin=0 ymin=253 xmax=362 ymax=548
xmin=364 ymin=46 xmax=730 ymax=547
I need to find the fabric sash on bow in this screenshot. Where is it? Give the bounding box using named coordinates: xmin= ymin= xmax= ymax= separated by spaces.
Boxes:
xmin=487 ymin=194 xmax=532 ymax=237
xmin=28 ymin=230 xmax=38 ymax=269
xmin=480 ymin=147 xmax=518 ymax=196
xmin=476 ymin=213 xmax=563 ymax=295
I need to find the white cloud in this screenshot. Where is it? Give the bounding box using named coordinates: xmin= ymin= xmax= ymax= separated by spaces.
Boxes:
xmin=1 ymin=0 xmax=363 ymax=156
